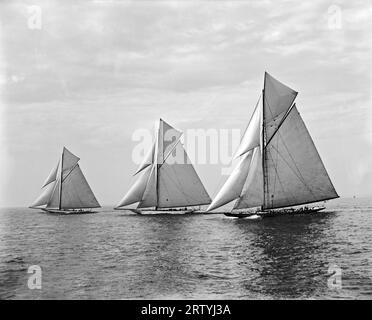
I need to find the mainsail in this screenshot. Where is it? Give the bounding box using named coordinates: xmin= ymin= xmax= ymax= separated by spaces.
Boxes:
xmin=116 ymin=119 xmax=211 ymax=209
xmin=30 ymin=147 xmax=100 ymax=209
xmin=207 ymin=72 xmax=338 ymax=211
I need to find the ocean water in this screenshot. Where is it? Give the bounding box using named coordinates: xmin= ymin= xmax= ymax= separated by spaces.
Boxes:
xmin=0 ymin=198 xmax=371 ymax=300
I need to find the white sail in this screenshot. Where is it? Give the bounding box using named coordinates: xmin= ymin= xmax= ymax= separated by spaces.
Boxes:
xmin=264 ymin=105 xmax=338 ymax=209
xmin=207 ymin=150 xmax=253 ymax=211
xmin=30 ymin=182 xmax=56 ymax=208
xmin=116 ymin=165 xmax=152 ymax=208
xmin=137 ymin=164 xmax=157 ymax=208
xmin=162 ymin=119 xmax=183 ymax=160
xmin=209 ymin=72 xmax=338 ymax=212
xmin=41 ymin=161 xmax=60 ymax=188
xmin=119 ymin=119 xmax=211 ymax=209
xmin=157 ymin=142 xmax=211 ymax=208
xmin=133 ymin=120 xmax=182 ymax=176
xmin=234 ymin=97 xmax=261 ymax=158
xmin=264 ymin=72 xmax=297 ymax=142
xmin=58 ymin=165 xmax=100 ymax=209
xmin=234 ymin=147 xmax=264 ymax=209
xmin=134 ymin=142 xmax=155 ymax=176
xmin=156 ymin=119 xmax=183 ymax=165
xmin=61 ymin=147 xmax=80 ymax=172
xmin=46 ymin=178 xmax=61 ymax=209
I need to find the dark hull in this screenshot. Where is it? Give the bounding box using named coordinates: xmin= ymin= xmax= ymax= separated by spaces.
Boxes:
xmin=127 ymin=208 xmax=196 ymax=215
xmin=224 ymin=206 xmax=326 ymax=219
xmin=259 ymin=206 xmax=326 ymax=218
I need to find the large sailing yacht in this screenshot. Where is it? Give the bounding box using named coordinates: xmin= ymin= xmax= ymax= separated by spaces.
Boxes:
xmin=29 ymin=147 xmax=101 ymax=214
xmin=207 ymin=72 xmax=338 ymax=218
xmin=115 ymin=119 xmax=211 ymax=214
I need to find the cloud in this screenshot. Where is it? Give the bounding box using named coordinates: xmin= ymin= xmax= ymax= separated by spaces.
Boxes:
xmin=0 ymin=0 xmax=371 ymax=205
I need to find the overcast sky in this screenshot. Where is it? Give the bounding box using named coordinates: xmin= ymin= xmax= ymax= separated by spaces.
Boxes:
xmin=0 ymin=0 xmax=371 ymax=206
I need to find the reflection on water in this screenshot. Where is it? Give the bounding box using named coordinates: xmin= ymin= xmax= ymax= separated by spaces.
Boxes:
xmin=235 ymin=214 xmax=334 ymax=298
xmin=0 ymin=199 xmax=371 ymax=299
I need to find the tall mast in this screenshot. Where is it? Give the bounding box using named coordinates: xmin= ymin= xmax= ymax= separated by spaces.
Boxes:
xmin=58 ymin=148 xmax=64 ymax=210
xmin=261 ymin=77 xmax=268 ymax=210
xmin=155 ymin=121 xmax=160 ymax=210
xmin=155 ymin=164 xmax=159 ymax=210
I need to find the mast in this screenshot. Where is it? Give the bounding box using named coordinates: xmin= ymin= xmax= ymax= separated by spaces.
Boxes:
xmin=155 ymin=121 xmax=160 ymax=210
xmin=261 ymin=85 xmax=268 ymax=211
xmin=155 ymin=164 xmax=159 ymax=210
xmin=58 ymin=148 xmax=64 ymax=210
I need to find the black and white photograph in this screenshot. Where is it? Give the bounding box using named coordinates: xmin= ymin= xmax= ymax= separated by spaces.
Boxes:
xmin=0 ymin=0 xmax=371 ymax=307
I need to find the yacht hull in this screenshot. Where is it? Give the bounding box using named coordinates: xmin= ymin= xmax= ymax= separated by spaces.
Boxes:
xmin=41 ymin=208 xmax=96 ymax=215
xmin=127 ymin=208 xmax=196 ymax=215
xmin=259 ymin=206 xmax=326 ymax=218
xmin=224 ymin=206 xmax=326 ymax=219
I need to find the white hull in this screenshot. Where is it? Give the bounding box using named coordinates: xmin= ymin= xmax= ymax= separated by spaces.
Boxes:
xmin=224 ymin=212 xmax=262 ymax=219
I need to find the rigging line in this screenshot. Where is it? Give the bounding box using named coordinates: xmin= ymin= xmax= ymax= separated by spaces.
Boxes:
xmin=263 ymin=89 xmax=275 ymax=122
xmin=263 ymin=74 xmax=298 ymax=129
xmin=262 ymin=87 xmax=296 ymax=131
xmin=266 ymin=102 xmax=296 ymax=146
xmin=266 ymin=147 xmax=295 ymax=206
xmin=161 ymin=133 xmax=184 ymax=165
xmin=61 ymin=163 xmax=79 ymax=183
xmin=271 ymin=142 xmax=309 ymax=191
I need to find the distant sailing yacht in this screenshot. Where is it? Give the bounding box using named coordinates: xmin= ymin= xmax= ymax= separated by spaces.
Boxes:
xmin=207 ymin=72 xmax=338 ymax=218
xmin=115 ymin=119 xmax=211 ymax=214
xmin=30 ymin=147 xmax=101 ymax=214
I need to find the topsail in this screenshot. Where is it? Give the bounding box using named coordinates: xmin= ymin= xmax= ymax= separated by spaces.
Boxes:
xmin=116 ymin=119 xmax=211 ymax=209
xmin=208 ymin=72 xmax=338 ymax=212
xmin=30 ymin=147 xmax=100 ymax=210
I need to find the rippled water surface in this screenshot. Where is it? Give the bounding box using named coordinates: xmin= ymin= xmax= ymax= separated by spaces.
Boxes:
xmin=0 ymin=198 xmax=371 ymax=299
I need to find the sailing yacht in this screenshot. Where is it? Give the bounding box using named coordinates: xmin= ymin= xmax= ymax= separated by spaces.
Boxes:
xmin=115 ymin=119 xmax=211 ymax=214
xmin=207 ymin=72 xmax=338 ymax=218
xmin=29 ymin=147 xmax=101 ymax=214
